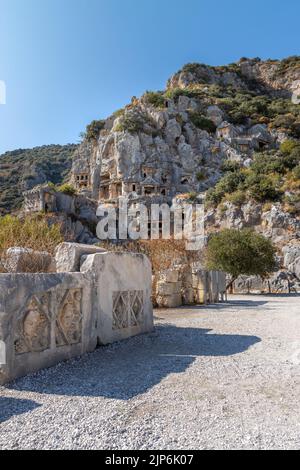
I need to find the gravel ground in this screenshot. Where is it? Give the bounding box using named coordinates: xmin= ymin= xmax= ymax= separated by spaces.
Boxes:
xmin=0 ymin=294 xmax=300 ymax=450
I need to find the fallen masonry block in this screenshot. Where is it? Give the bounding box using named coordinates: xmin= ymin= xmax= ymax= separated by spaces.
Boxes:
xmin=182 ymin=288 xmax=194 ymax=305
xmin=156 ymin=281 xmax=182 ymax=296
xmin=194 ymin=288 xmax=206 ymax=304
xmin=159 ymin=269 xmax=179 ymax=283
xmin=55 ymin=242 xmax=107 ymax=272
xmin=156 ymin=294 xmax=182 ymax=308
xmin=81 ymin=252 xmax=153 ymax=345
xmin=3 ymin=247 xmax=55 ymax=273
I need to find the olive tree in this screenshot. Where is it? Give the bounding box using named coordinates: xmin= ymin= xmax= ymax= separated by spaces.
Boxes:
xmin=206 ymin=229 xmax=277 ymax=290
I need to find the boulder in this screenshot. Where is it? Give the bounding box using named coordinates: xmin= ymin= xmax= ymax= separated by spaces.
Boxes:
xmin=3 ymin=247 xmax=55 ymax=273
xmin=283 ymin=244 xmax=300 ymax=268
xmin=156 ymin=294 xmax=182 ymax=309
xmin=55 ymin=242 xmax=107 ymax=273
xmin=157 ymin=281 xmax=182 ymax=296
xmin=207 ymin=105 xmax=224 ymax=126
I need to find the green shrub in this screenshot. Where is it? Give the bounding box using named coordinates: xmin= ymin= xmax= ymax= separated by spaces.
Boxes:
xmin=143 ymin=91 xmax=165 ymax=108
xmin=113 ymin=108 xmax=125 ymax=118
xmin=181 ymin=63 xmax=204 ymax=74
xmin=221 ymin=160 xmax=241 ymax=173
xmin=245 ymin=173 xmax=280 ymax=202
xmin=114 ymin=111 xmax=149 ymax=134
xmin=251 ymin=152 xmax=286 ymax=175
xmin=280 ymin=140 xmax=299 ymax=155
xmin=225 ymin=190 xmax=246 ymax=206
xmin=188 ymin=112 xmax=216 ymax=133
xmin=292 ymin=165 xmax=300 ymax=180
xmin=196 ymin=171 xmax=206 ymax=182
xmin=57 ymin=183 xmax=77 ymax=196
xmin=206 ymin=171 xmax=245 ymax=206
xmin=187 ymin=192 xmax=198 ymax=202
xmin=85 ymin=120 xmax=106 ymax=141
xmin=217 ymin=171 xmax=245 ymax=194
xmin=206 ymin=187 xmax=223 ymax=207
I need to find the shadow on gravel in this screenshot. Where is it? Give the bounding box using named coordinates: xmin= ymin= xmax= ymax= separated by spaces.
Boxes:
xmin=0 ymin=397 xmax=41 ymax=423
xmin=199 ymin=299 xmax=269 ymax=310
xmin=8 ymin=326 xmax=261 ymax=401
xmin=154 ymin=300 xmax=269 ymax=317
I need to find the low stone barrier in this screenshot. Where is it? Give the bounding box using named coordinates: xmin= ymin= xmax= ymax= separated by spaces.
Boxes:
xmin=155 ymin=266 xmax=226 ymax=308
xmin=0 ymin=252 xmax=153 ymax=385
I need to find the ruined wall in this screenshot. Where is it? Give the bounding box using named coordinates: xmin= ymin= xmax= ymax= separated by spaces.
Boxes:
xmin=155 ymin=266 xmax=226 ymax=308
xmin=0 ymin=252 xmax=153 ymax=385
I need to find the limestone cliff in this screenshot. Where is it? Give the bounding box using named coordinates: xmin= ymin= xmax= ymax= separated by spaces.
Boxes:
xmin=68 ymin=57 xmax=300 ymax=291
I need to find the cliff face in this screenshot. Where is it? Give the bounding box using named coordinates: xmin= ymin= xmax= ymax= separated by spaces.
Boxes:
xmin=1 ymin=58 xmax=298 ymax=288
xmin=70 ymin=57 xmax=299 ymax=208
xmin=169 ymin=58 xmax=300 ymax=97
xmin=68 ymin=57 xmax=300 ymax=289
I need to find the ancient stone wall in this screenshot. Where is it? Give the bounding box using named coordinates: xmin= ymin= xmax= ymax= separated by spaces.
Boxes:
xmin=155 ymin=266 xmax=226 ymax=308
xmin=0 ymin=252 xmax=153 ymax=385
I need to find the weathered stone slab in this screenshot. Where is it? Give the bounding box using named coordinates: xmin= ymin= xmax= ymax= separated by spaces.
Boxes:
xmin=0 ymin=272 xmax=96 ymax=385
xmin=157 ymin=281 xmax=182 ymax=296
xmin=182 ymin=288 xmax=194 ymax=305
xmin=159 ymin=269 xmax=179 ymax=283
xmin=80 ymin=252 xmax=154 ymax=345
xmin=4 ymin=247 xmax=55 ymax=273
xmin=0 ymin=251 xmax=154 ymax=384
xmin=55 ymin=242 xmax=107 ymax=273
xmin=156 ymin=294 xmax=182 ymax=309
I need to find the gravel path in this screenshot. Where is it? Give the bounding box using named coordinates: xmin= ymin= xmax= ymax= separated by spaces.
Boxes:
xmin=1 ymin=295 xmax=300 ymax=450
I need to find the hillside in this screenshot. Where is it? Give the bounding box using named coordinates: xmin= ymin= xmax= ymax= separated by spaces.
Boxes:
xmin=71 ymin=57 xmax=300 ymax=211
xmin=68 ymin=56 xmax=300 ymax=291
xmin=0 ymin=57 xmax=299 ymax=291
xmin=0 ymin=144 xmax=78 ymax=213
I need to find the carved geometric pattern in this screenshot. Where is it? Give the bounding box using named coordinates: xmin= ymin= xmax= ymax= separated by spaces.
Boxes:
xmin=112 ymin=290 xmax=144 ymax=330
xmin=129 ymin=291 xmax=144 ymax=327
xmin=14 ymin=293 xmax=51 ymax=355
xmin=55 ymin=289 xmax=83 ymax=347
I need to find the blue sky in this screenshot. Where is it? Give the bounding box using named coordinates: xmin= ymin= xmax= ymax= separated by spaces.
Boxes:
xmin=0 ymin=0 xmax=299 ymax=154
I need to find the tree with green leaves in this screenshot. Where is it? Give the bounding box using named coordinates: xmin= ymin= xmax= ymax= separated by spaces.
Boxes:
xmin=206 ymin=229 xmax=277 ymax=290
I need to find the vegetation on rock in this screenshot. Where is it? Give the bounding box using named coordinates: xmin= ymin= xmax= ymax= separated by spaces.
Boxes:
xmin=143 ymin=91 xmax=165 ymax=109
xmin=0 ymin=144 xmax=77 ymax=214
xmin=206 ymin=140 xmax=300 ymax=209
xmin=85 ymin=120 xmax=106 ymax=141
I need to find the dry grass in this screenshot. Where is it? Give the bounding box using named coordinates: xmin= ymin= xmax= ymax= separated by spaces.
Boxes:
xmin=0 ymin=214 xmax=63 ymax=273
xmin=98 ymin=239 xmax=202 ymax=274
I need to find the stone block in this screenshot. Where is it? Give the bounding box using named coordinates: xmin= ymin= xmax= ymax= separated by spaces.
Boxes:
xmin=157 ymin=281 xmax=182 ymax=296
xmin=192 ymin=273 xmax=206 ymax=289
xmin=182 ymin=272 xmax=193 ymax=288
xmin=4 ymin=247 xmax=55 ymax=273
xmin=159 ymin=269 xmax=179 ymax=283
xmin=0 ymin=251 xmax=154 ymax=384
xmin=0 ymin=272 xmax=96 ymax=385
xmin=194 ymin=288 xmax=206 ymax=304
xmin=156 ymin=294 xmax=182 ymax=308
xmin=182 ymin=288 xmax=194 ymax=305
xmin=80 ymin=252 xmax=153 ymax=345
xmin=55 ymin=242 xmax=107 ymax=272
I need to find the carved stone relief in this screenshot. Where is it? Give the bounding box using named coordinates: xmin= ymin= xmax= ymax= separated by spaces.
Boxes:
xmin=15 ymin=293 xmax=51 ymax=355
xmin=55 ymin=289 xmax=83 ymax=347
xmin=112 ymin=290 xmax=144 ymax=330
